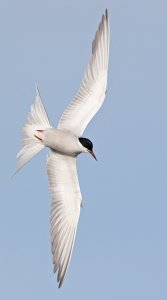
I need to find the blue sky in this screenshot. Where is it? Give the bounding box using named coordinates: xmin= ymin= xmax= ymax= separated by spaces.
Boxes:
xmin=1 ymin=0 xmax=167 ymax=299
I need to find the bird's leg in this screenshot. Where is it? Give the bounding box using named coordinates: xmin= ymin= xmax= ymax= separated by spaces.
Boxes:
xmin=34 ymin=129 xmax=44 ymax=141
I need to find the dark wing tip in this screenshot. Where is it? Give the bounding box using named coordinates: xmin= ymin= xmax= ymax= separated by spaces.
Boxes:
xmin=58 ymin=279 xmax=63 ymax=288
xmin=105 ymin=8 xmax=109 ymax=26
xmin=105 ymin=8 xmax=108 ymax=18
xmin=92 ymin=9 xmax=109 ymax=54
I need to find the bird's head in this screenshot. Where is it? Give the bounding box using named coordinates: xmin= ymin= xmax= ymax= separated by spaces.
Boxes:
xmin=78 ymin=137 xmax=97 ymax=160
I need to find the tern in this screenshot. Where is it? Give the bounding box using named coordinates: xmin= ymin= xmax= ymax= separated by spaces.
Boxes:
xmin=15 ymin=9 xmax=110 ymax=287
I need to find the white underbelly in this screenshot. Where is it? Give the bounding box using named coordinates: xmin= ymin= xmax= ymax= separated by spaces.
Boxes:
xmin=44 ymin=128 xmax=81 ymax=156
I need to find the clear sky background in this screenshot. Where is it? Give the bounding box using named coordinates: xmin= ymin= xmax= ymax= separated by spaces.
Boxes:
xmin=0 ymin=0 xmax=167 ymax=299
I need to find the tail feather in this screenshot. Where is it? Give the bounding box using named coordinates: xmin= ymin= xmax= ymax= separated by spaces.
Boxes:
xmin=14 ymin=86 xmax=51 ymax=175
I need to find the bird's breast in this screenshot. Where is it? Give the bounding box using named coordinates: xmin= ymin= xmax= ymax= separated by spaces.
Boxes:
xmin=44 ymin=128 xmax=81 ymax=156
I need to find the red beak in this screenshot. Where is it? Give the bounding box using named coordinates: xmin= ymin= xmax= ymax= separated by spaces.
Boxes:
xmin=89 ymin=150 xmax=97 ymax=161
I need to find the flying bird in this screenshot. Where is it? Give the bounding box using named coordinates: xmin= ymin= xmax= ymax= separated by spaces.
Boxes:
xmin=15 ymin=9 xmax=110 ymax=287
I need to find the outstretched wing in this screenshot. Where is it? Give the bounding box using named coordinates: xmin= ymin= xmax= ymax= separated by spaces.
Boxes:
xmin=58 ymin=9 xmax=110 ymax=136
xmin=47 ymin=152 xmax=81 ymax=287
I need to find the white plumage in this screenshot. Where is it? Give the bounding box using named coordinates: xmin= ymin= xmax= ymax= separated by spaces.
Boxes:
xmin=15 ymin=9 xmax=110 ymax=287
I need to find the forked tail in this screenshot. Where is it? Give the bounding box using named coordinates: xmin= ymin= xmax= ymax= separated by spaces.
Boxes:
xmin=14 ymin=86 xmax=51 ymax=175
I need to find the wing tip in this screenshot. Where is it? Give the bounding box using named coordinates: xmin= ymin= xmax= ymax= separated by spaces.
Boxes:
xmin=105 ymin=8 xmax=108 ymax=18
xmin=104 ymin=8 xmax=109 ymax=28
xmin=103 ymin=8 xmax=109 ymax=29
xmin=57 ymin=265 xmax=65 ymax=288
xmin=58 ymin=278 xmax=63 ymax=288
xmin=35 ymin=83 xmax=40 ymax=97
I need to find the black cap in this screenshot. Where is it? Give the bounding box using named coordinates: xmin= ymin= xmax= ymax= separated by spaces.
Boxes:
xmin=78 ymin=137 xmax=93 ymax=151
